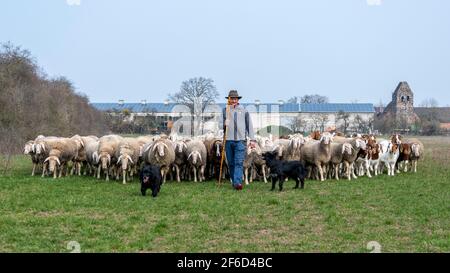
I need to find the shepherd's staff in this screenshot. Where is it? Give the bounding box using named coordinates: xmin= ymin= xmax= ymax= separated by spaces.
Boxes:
xmin=218 ymin=97 xmax=231 ymax=186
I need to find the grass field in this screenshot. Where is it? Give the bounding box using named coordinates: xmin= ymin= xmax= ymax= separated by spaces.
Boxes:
xmin=0 ymin=136 xmax=449 ymax=252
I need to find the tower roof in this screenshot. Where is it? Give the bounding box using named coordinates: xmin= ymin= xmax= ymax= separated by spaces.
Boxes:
xmin=393 ymin=81 xmax=413 ymax=96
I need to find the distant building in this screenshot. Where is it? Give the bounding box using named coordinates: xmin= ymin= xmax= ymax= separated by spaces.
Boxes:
xmin=382 ymin=81 xmax=420 ymax=126
xmin=92 ymin=101 xmax=375 ymax=134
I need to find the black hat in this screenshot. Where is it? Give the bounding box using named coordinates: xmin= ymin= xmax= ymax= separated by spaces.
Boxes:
xmin=225 ymin=90 xmax=242 ymax=99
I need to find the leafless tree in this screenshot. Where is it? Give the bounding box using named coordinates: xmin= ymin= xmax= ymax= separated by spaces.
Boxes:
xmin=301 ymin=94 xmax=329 ymax=104
xmin=288 ymin=114 xmax=308 ymax=133
xmin=336 ymin=110 xmax=351 ymax=134
xmin=169 ymin=77 xmax=219 ymax=135
xmin=419 ymin=98 xmax=439 ymax=108
xmin=0 ymin=42 xmax=109 ymax=164
xmin=287 ymin=94 xmax=329 ymax=104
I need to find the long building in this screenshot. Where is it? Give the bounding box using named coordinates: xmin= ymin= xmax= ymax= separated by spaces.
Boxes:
xmin=91 ymin=101 xmax=375 ymax=135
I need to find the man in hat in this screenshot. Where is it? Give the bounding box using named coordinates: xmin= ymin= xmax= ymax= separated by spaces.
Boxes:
xmin=223 ymin=90 xmax=256 ymax=190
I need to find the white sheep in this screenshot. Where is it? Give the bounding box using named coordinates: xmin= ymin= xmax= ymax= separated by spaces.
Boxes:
xmin=405 ymin=138 xmax=424 ymax=173
xmin=33 ymin=136 xmax=63 ymax=177
xmin=300 ymin=132 xmax=334 ymax=181
xmin=185 ymin=140 xmax=207 ymax=182
xmin=97 ymin=135 xmax=124 ymax=181
xmin=116 ymin=138 xmax=141 ymax=184
xmin=23 ymin=140 xmax=41 ymax=176
xmin=145 ymin=138 xmax=175 ymax=183
xmin=43 ymin=138 xmax=79 ymax=179
xmin=328 ymin=142 xmax=353 ymax=180
xmin=333 ymin=137 xmax=367 ymax=180
xmin=243 ymin=142 xmax=267 ymax=184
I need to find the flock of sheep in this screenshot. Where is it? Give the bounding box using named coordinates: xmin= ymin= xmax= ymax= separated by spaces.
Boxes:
xmin=22 ymin=131 xmax=424 ymax=186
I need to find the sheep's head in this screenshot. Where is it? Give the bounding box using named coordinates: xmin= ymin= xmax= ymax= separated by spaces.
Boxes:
xmin=44 ymin=156 xmax=60 ymax=173
xmin=188 ymin=151 xmax=202 ymax=165
xmin=117 ymin=154 xmax=133 ymax=170
xmin=390 ymin=143 xmax=399 ymax=154
xmin=152 ymin=142 xmax=168 ymax=157
xmin=35 ymin=143 xmax=45 ymax=154
xmin=355 ymin=139 xmax=367 ymax=150
xmin=342 ymin=143 xmax=353 ymax=156
xmin=369 ymin=144 xmax=381 ymax=159
xmin=366 ymin=136 xmax=377 ymax=147
xmin=391 ymin=134 xmax=402 ymax=145
xmin=320 ymin=133 xmax=333 ymax=145
xmin=99 ymin=152 xmax=111 ymax=169
xmin=23 ymin=141 xmax=34 ymax=155
xmin=400 ymin=143 xmax=411 ymax=155
xmin=176 ymin=141 xmax=187 ymax=153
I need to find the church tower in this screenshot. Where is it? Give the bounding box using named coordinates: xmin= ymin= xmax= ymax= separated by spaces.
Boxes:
xmin=383 ymin=81 xmax=419 ymax=126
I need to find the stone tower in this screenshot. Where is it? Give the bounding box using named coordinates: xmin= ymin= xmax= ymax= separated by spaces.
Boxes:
xmin=383 ymin=81 xmax=419 ymax=126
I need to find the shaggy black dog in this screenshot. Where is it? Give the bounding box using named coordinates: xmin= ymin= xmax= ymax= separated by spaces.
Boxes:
xmin=262 ymin=151 xmax=308 ymax=191
xmin=140 ymin=164 xmax=162 ymax=197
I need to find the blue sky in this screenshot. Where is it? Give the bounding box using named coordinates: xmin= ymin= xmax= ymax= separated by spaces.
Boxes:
xmin=1 ymin=0 xmax=450 ymax=106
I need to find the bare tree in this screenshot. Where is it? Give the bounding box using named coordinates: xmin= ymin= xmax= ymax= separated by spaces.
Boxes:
xmin=318 ymin=114 xmax=329 ymax=132
xmin=288 ymin=114 xmax=307 ymax=133
xmin=169 ymin=77 xmax=219 ymax=135
xmin=310 ymin=113 xmax=323 ymax=132
xmin=287 ymin=94 xmax=329 ymax=104
xmin=419 ymin=98 xmax=439 ymax=108
xmin=354 ymin=114 xmax=370 ymax=133
xmin=336 ymin=110 xmax=350 ymax=134
xmin=0 ymin=42 xmax=109 ymax=161
xmin=301 ymin=94 xmax=329 ymax=104
xmin=287 ymin=96 xmax=300 ymax=104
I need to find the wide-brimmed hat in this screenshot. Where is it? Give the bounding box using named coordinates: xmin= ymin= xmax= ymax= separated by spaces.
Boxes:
xmin=225 ymin=90 xmax=242 ymax=99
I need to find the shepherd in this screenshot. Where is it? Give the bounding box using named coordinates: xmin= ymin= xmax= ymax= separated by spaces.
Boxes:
xmin=220 ymin=90 xmax=256 ymax=190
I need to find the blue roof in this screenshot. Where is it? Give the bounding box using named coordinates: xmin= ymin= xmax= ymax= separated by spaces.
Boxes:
xmin=300 ymin=103 xmax=374 ymax=113
xmin=91 ymin=102 xmax=374 ymax=113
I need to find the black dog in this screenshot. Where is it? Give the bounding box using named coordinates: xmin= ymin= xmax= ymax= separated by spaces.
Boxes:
xmin=262 ymin=151 xmax=308 ymax=191
xmin=140 ymin=164 xmax=162 ymax=197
